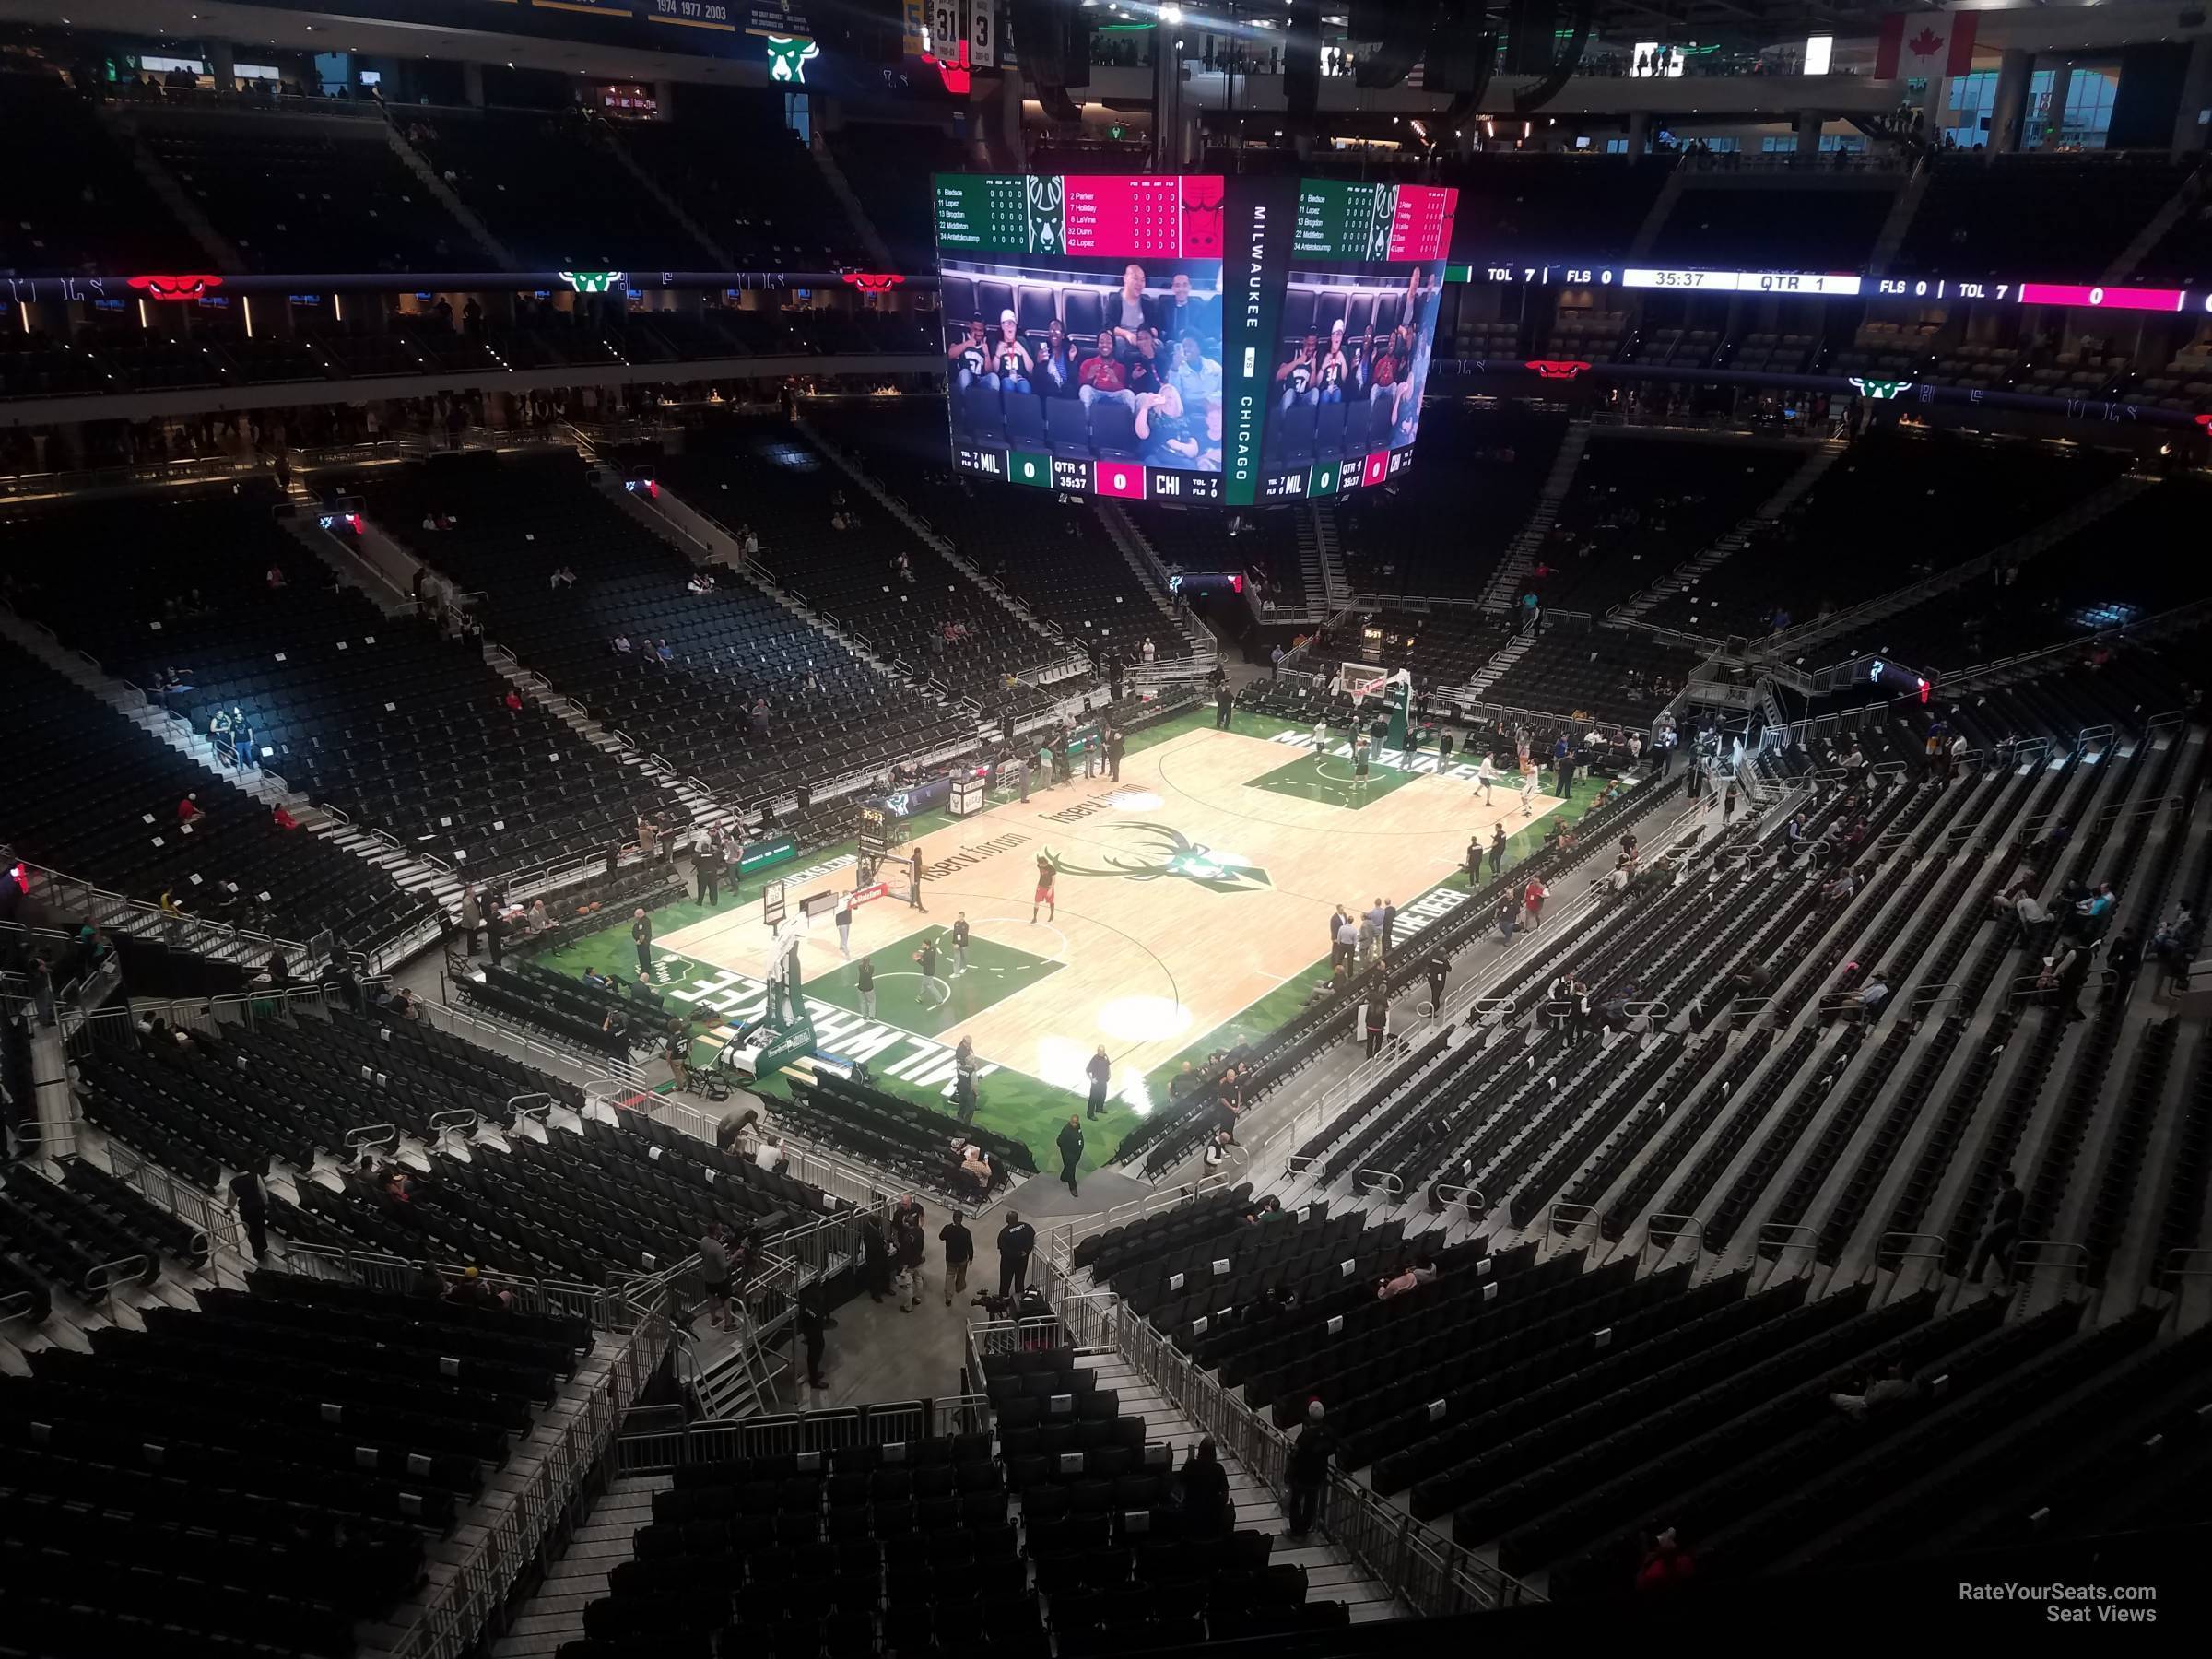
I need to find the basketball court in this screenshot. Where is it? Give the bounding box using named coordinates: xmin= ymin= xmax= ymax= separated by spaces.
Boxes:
xmin=656 ymin=714 xmax=1566 ymax=1149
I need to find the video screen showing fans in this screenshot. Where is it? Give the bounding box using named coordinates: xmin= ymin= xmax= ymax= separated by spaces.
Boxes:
xmin=1261 ymin=181 xmax=1456 ymax=500
xmin=935 ymin=173 xmax=1230 ymax=504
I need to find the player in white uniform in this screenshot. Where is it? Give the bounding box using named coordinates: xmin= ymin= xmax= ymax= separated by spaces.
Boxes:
xmin=1519 ymin=758 xmax=1542 ymax=816
xmin=1474 ymin=754 xmax=1499 ymax=804
xmin=1312 ymin=717 xmax=1329 ymax=759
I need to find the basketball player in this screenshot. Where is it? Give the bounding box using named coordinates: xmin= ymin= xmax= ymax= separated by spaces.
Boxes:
xmin=914 ymin=935 xmax=947 ymax=1009
xmin=1352 ymin=734 xmax=1371 ymax=788
xmin=911 ymin=844 xmax=926 ymax=912
xmin=1519 ymin=758 xmax=1541 ymax=817
xmin=1312 ymin=714 xmax=1328 ymax=758
xmin=1031 ymin=853 xmax=1057 ymax=924
xmin=1474 ymin=752 xmax=1499 ymax=805
xmin=834 ymin=891 xmax=853 ymax=959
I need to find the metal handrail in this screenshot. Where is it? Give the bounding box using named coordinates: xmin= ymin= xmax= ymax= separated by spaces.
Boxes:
xmin=1641 ymin=1212 xmax=1704 ymax=1266
xmin=1430 ymin=1183 xmax=1488 ymax=1226
xmin=1875 ymin=1231 xmax=1949 ymax=1304
xmin=1753 ymin=1222 xmax=1818 ymax=1289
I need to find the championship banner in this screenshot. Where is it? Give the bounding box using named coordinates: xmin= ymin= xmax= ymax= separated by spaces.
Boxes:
xmin=968 ymin=0 xmax=996 ymax=67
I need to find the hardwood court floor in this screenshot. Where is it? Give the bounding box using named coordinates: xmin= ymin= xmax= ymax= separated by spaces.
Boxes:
xmin=662 ymin=725 xmax=1560 ymax=1108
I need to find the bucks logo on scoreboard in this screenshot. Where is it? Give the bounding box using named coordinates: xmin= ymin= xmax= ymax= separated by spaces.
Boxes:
xmin=1025 ymin=175 xmax=1065 ymax=256
xmin=1367 ymin=183 xmax=1398 ymax=261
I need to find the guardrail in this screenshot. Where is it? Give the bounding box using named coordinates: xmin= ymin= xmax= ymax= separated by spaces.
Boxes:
xmin=991 ymin=1287 xmax=1535 ymax=1611
xmin=282 ymin=1241 xmax=636 ymax=1332
xmin=376 ymin=1285 xmax=671 ymax=1659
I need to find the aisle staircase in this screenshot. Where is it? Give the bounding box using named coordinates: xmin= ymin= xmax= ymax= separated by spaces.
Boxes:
xmin=1610 ymin=437 xmax=1846 ymax=624
xmin=1095 ymin=500 xmax=1223 ymax=663
xmin=1477 ymin=419 xmax=1591 ymax=616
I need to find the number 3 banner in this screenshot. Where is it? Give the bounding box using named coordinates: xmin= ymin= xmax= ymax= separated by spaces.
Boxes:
xmin=969 ymin=0 xmax=995 ymax=67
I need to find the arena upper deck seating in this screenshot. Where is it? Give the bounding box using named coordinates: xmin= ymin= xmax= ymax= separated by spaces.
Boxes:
xmin=1651 ymin=182 xmax=1898 ymax=272
xmin=412 ymin=109 xmax=712 ymax=270
xmin=0 ymin=70 xmax=193 ymax=274
xmin=344 ymin=451 xmax=971 ymax=807
xmin=0 ymin=642 xmax=431 ymax=953
xmin=829 ymin=124 xmax=966 ymax=267
xmin=618 ymin=100 xmax=868 ymax=267
xmin=1337 ymin=404 xmax=1568 ymax=598
xmin=1533 ymin=436 xmax=1802 ymax=616
xmin=1639 ymin=431 xmax=2129 ymax=639
xmin=0 ymin=1266 xmax=599 ymax=1655
xmin=564 ymin=1342 xmax=1349 ymax=1659
xmin=76 ymin=1002 xmax=844 ymax=1284
xmin=658 ymin=420 xmax=1064 ymax=707
xmin=1839 ymin=477 xmax=2208 ymax=674
xmin=806 ymin=399 xmax=1194 ymax=665
xmin=1482 ymin=629 xmax=1703 ymax=726
xmin=1441 ymin=155 xmax=1675 ymax=263
xmin=140 ymin=116 xmax=479 ymax=271
xmin=1896 ymin=155 xmax=2194 ymax=282
xmin=3 ymin=486 xmax=683 ymax=880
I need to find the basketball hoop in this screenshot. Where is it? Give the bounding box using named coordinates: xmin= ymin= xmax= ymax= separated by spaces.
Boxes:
xmin=1332 ymin=662 xmax=1394 ymax=712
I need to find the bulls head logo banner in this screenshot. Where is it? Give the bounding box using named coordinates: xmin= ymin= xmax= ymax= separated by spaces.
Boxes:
xmin=128 ymin=274 xmax=223 ymax=301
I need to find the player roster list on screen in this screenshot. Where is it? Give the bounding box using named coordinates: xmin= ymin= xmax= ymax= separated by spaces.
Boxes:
xmin=935 ymin=173 xmax=1235 ymax=503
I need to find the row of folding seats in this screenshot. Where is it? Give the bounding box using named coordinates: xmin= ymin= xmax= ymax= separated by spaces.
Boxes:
xmin=810 ymin=405 xmax=1199 ymax=657
xmin=54 ymin=1157 xmax=210 ymax=1270
xmin=1081 ymin=1185 xmax=1259 ymax=1279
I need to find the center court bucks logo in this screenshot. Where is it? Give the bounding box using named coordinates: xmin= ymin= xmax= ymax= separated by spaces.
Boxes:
xmin=1053 ymin=825 xmax=1271 ymax=895
xmin=1026 ymin=176 xmax=1065 ymax=256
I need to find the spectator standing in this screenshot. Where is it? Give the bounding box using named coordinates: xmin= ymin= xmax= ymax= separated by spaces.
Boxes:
xmin=1057 ymin=1115 xmax=1085 ymax=1195
xmin=1085 ymin=1044 xmax=1111 ymax=1119
xmin=835 ymin=891 xmax=853 ymax=959
xmin=939 ymin=1210 xmax=974 ymax=1305
xmin=694 ymin=838 xmax=722 ymax=906
xmin=1971 ymin=1169 xmax=2024 ymax=1285
xmin=631 ymin=908 xmax=653 ymax=975
xmin=1179 ymin=1439 xmax=1231 ymax=1534
xmin=486 ymin=896 xmax=504 ymax=969
xmin=996 ymin=1209 xmax=1036 ymax=1297
xmin=700 ymin=1221 xmax=734 ymax=1331
xmin=861 ymin=1213 xmax=891 ymax=1304
xmin=1287 ymin=1401 xmax=1335 ymax=1536
xmin=457 ymin=884 xmax=481 ymax=956
xmin=229 ymin=1161 xmax=271 ymax=1262
xmin=857 ymin=956 xmax=876 ymax=1019
xmin=796 ymin=1288 xmax=831 ymax=1390
xmin=893 ymin=1197 xmax=926 ymax=1312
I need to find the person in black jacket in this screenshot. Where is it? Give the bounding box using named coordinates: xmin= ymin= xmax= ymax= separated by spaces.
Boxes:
xmin=795 ymin=1288 xmax=832 ymax=1390
xmin=1178 ymin=1438 xmax=1231 ymax=1535
xmin=229 ymin=1160 xmax=271 ymax=1261
xmin=695 ymin=838 xmax=722 ymax=906
xmin=1971 ymin=1169 xmax=2024 ymax=1286
xmin=1057 ymin=1115 xmax=1085 ymax=1195
xmin=1288 ymin=1400 xmax=1335 ymax=1536
xmin=861 ymin=1213 xmax=890 ymax=1303
xmin=996 ymin=1210 xmax=1035 ymax=1297
xmin=1085 ymin=1045 xmax=1111 ymax=1119
xmin=939 ymin=1210 xmax=974 ymax=1305
xmin=630 ymin=908 xmax=653 ymax=975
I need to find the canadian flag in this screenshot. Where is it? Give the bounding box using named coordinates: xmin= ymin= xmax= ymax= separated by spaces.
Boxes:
xmin=1875 ymin=10 xmax=1978 ymax=80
